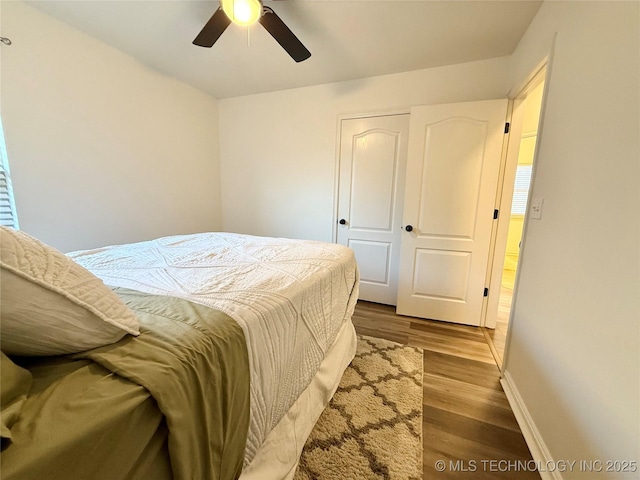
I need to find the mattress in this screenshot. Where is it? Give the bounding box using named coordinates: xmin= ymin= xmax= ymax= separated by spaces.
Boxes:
xmin=68 ymin=232 xmax=360 ymax=469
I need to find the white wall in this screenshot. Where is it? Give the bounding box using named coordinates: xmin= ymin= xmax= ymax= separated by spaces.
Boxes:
xmin=218 ymin=57 xmax=510 ymax=242
xmin=1 ymin=2 xmax=222 ymax=252
xmin=504 ymin=1 xmax=639 ymax=477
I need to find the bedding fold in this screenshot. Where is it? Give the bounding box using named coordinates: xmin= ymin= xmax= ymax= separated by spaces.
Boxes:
xmin=1 ymin=288 xmax=250 ymax=480
xmin=81 ymin=287 xmax=251 ymax=480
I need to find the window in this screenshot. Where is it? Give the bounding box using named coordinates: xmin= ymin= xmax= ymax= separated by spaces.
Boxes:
xmin=0 ymin=118 xmax=19 ymax=229
xmin=510 ymin=164 xmax=533 ymax=216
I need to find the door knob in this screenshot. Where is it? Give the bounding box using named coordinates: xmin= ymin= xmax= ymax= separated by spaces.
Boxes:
xmin=339 ymin=219 xmax=347 ymax=225
xmin=405 ymin=225 xmax=413 ymax=232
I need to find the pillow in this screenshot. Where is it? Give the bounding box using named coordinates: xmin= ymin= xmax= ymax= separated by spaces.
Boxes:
xmin=0 ymin=227 xmax=140 ymax=356
xmin=0 ymin=352 xmax=32 ymax=441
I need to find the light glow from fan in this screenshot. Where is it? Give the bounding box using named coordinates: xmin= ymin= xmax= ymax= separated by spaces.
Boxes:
xmin=221 ymin=0 xmax=263 ymax=26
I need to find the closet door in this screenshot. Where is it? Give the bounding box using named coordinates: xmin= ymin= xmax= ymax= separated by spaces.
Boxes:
xmin=397 ymin=100 xmax=507 ymax=325
xmin=336 ymin=114 xmax=410 ymax=305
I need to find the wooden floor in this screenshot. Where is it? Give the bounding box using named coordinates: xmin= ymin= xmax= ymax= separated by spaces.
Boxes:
xmin=352 ymin=301 xmax=540 ymax=480
xmin=483 ymin=287 xmax=512 ymax=368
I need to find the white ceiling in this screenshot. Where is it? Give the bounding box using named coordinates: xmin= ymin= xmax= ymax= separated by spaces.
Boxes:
xmin=26 ymin=0 xmax=542 ymax=99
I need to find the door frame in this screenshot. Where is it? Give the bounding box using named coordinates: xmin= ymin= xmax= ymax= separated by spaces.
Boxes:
xmin=482 ymin=59 xmax=552 ymax=330
xmin=332 ymin=107 xmax=411 ymax=244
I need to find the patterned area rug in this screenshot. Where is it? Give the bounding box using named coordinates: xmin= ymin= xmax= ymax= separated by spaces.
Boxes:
xmin=293 ymin=335 xmax=423 ymax=480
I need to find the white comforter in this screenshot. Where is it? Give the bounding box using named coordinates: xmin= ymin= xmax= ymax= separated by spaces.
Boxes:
xmin=68 ymin=232 xmax=359 ymax=466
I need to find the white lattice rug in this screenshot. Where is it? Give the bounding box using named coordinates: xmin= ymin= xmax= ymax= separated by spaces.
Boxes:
xmin=293 ymin=335 xmax=423 ymax=480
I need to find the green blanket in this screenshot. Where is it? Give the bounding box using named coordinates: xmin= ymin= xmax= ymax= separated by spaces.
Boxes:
xmin=2 ymin=288 xmax=250 ymax=480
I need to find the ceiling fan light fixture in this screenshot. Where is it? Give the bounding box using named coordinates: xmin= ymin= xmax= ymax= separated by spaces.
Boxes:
xmin=194 ymin=1 xmax=311 ymax=62
xmin=221 ymin=0 xmax=263 ymax=26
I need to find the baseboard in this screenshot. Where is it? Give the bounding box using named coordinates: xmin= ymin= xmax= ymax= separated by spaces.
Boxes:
xmin=500 ymin=372 xmax=563 ymax=480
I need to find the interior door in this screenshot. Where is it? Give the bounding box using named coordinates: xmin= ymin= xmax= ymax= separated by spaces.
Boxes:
xmin=337 ymin=114 xmax=409 ymax=305
xmin=396 ymin=99 xmax=507 ymax=325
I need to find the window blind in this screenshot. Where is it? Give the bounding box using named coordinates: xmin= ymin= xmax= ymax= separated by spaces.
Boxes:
xmin=511 ymin=165 xmax=532 ymax=216
xmin=0 ymin=118 xmax=19 ymax=229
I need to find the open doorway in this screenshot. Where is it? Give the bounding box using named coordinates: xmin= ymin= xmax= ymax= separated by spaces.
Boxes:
xmin=483 ymin=68 xmax=546 ymax=368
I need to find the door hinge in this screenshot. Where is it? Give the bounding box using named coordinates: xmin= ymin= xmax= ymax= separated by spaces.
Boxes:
xmin=493 ymin=209 xmax=499 ymax=220
xmin=483 ymin=287 xmax=489 ymax=297
xmin=504 ymin=122 xmax=510 ymax=134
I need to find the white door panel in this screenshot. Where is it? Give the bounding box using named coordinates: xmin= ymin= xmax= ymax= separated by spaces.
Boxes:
xmin=412 ymin=249 xmax=471 ymax=300
xmin=397 ymin=100 xmax=507 ymax=325
xmin=348 ymin=240 xmax=391 ymax=284
xmin=349 ymin=131 xmax=398 ymax=230
xmin=417 ymin=118 xmax=487 ymax=238
xmin=337 ymin=114 xmax=410 ymax=305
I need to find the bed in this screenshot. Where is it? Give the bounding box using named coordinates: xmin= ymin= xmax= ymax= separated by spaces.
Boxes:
xmin=0 ymin=229 xmax=360 ymax=480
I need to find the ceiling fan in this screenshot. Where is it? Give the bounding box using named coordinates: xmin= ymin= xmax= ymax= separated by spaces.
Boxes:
xmin=193 ymin=0 xmax=311 ymax=63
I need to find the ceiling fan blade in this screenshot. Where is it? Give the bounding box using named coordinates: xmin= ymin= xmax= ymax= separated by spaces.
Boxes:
xmin=259 ymin=7 xmax=311 ymax=63
xmin=193 ymin=8 xmax=231 ymax=47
